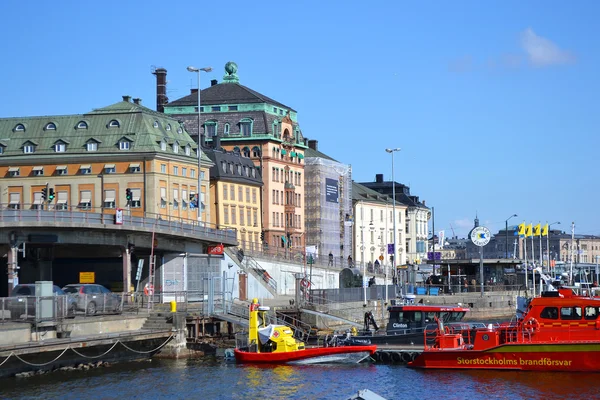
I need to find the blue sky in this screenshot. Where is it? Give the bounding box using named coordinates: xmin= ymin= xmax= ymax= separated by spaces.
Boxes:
xmin=2 ymin=0 xmax=598 ymax=239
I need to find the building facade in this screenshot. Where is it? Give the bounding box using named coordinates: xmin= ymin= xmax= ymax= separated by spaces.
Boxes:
xmin=163 ymin=62 xmax=306 ymax=254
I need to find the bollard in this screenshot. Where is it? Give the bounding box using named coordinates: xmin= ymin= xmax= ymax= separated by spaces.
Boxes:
xmin=170 ymin=300 xmax=177 ymax=313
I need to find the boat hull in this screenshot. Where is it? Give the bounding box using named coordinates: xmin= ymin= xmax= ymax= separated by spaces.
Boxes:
xmin=409 ymin=342 xmax=600 ymax=372
xmin=234 ymin=345 xmax=377 ymax=365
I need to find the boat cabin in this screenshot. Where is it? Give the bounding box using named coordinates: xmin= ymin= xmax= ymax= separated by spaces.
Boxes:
xmin=385 ymin=304 xmax=469 ymax=335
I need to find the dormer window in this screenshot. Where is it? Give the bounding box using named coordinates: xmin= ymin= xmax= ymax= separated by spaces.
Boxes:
xmin=54 ymin=141 xmax=67 ymax=152
xmin=45 ymin=122 xmax=57 ymax=130
xmin=185 ymin=145 xmax=191 ymax=156
xmin=79 ymin=165 xmax=92 ymax=175
xmin=14 ymin=124 xmax=25 ymax=132
xmin=177 ymin=127 xmax=183 ymax=134
xmin=224 ymin=123 xmax=230 ymax=136
xmin=160 ymin=141 xmax=167 ymax=151
xmin=205 ymin=121 xmax=217 ymax=137
xmin=153 ymin=121 xmax=159 ymax=128
xmin=23 ymin=145 xmax=35 ymax=154
xmin=77 ymin=121 xmax=88 ymax=129
xmin=240 ymin=119 xmax=253 ymax=136
xmin=104 ymin=164 xmax=116 ymax=174
xmin=166 ymin=124 xmax=171 ymax=131
xmin=8 ymin=167 xmax=20 ymax=177
xmin=87 ymin=142 xmax=98 ymax=151
xmin=237 ymin=165 xmax=242 ymax=175
xmin=119 ymin=140 xmax=131 ymax=150
xmin=32 ymin=166 xmax=44 ymax=176
xmin=173 ymin=142 xmax=179 ymax=153
xmin=109 ymin=120 xmax=120 ymax=128
xmin=0 ymin=146 xmax=4 ymax=155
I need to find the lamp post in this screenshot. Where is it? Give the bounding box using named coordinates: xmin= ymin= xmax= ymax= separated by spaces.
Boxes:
xmin=385 ymin=148 xmax=401 ymax=305
xmin=187 ymin=65 xmax=213 ymax=224
xmin=505 ymin=214 xmax=517 ymax=258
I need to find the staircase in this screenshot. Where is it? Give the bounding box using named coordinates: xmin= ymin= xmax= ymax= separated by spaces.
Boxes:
xmin=142 ymin=313 xmax=174 ymax=331
xmin=224 ymin=248 xmax=278 ymax=296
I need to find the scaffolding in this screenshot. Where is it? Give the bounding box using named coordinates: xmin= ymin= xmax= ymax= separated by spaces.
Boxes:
xmin=304 ymin=157 xmax=352 ymax=263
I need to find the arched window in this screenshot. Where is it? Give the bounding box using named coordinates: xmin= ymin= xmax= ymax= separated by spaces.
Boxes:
xmin=14 ymin=124 xmax=25 ymax=132
xmin=166 ymin=124 xmax=171 ymax=131
xmin=242 ymin=146 xmax=250 ymax=157
xmin=224 ymin=123 xmax=230 ymax=136
xmin=109 ymin=120 xmax=120 ymax=128
xmin=252 ymin=146 xmax=261 ymax=158
xmin=77 ymin=121 xmax=88 ymax=129
xmin=45 ymin=122 xmax=57 ymax=130
xmin=233 ymin=146 xmax=240 ymax=154
xmin=153 ymin=121 xmax=159 ymax=128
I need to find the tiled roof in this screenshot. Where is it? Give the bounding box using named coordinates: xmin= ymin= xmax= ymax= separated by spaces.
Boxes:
xmin=304 ymin=146 xmax=338 ymax=162
xmin=168 ymin=83 xmax=296 ymax=112
xmin=0 ymin=98 xmax=205 ymax=162
xmin=352 ymin=182 xmax=396 ymax=205
xmin=205 ymin=148 xmax=263 ymax=186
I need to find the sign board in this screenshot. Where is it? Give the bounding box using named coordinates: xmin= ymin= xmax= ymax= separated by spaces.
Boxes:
xmin=207 ymin=244 xmax=224 ymax=255
xmin=80 ymin=272 xmax=95 ymax=284
xmin=325 ymin=178 xmax=339 ymax=203
xmin=427 ymin=252 xmax=442 ymax=260
xmin=470 ymin=226 xmax=491 ymax=247
xmin=114 ymin=208 xmax=123 ymax=225
xmin=379 ymin=255 xmax=384 ymax=261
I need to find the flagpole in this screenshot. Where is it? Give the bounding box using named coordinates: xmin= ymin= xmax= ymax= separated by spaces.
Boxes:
xmin=531 ymin=227 xmax=536 ymax=297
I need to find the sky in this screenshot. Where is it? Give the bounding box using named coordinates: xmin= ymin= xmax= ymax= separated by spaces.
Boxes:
xmin=2 ymin=0 xmax=598 ymax=239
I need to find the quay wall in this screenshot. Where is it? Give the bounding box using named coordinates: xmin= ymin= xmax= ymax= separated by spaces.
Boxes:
xmin=62 ymin=316 xmax=146 ymax=337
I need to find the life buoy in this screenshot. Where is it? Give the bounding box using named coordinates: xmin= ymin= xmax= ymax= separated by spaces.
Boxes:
xmin=524 ymin=317 xmax=540 ymax=334
xmin=144 ymin=283 xmax=154 ymax=296
xmin=301 ymin=279 xmax=311 ymax=288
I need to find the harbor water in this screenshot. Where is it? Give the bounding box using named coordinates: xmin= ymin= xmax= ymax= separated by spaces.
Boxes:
xmin=2 ymin=357 xmax=600 ymax=400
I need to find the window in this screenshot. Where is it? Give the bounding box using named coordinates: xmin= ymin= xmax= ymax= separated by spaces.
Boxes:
xmin=24 ymin=145 xmax=34 ymax=154
xmin=191 ymin=169 xmax=196 ymax=178
xmin=584 ymin=306 xmax=599 ymax=320
xmin=252 ymin=146 xmax=260 ymax=157
xmin=246 ymin=188 xmax=250 ymax=203
xmin=104 ymin=189 xmax=116 ymax=209
xmin=56 ymin=166 xmax=68 ymax=175
xmin=230 ymin=185 xmax=235 ymax=200
xmin=173 ymin=142 xmax=179 ymax=153
xmin=560 ymin=306 xmax=582 ymax=320
xmin=231 ymin=206 xmax=236 ymax=224
xmin=173 ymin=166 xmax=179 ymax=176
xmin=273 ymin=122 xmax=280 ymax=137
xmin=161 ymin=164 xmax=167 ymax=173
xmin=166 ymin=124 xmax=171 ymax=131
xmin=160 ymin=187 xmax=167 ymax=208
xmin=211 ymin=106 xmax=220 ymax=112
xmin=240 ymin=119 xmax=252 ymax=136
xmin=153 ymin=121 xmax=159 ymax=128
xmin=223 ymin=185 xmax=228 ymax=200
xmin=238 ymin=187 xmax=243 ymax=201
xmin=185 ymin=145 xmax=191 ymax=156
xmin=224 ymin=206 xmax=229 ymax=224
xmin=45 ymin=122 xmax=57 ymax=130
xmin=8 ymin=167 xmax=20 ymax=177
xmin=205 ymin=122 xmax=217 ymax=137
xmin=252 ymin=189 xmax=257 ymax=204
xmin=242 ymin=147 xmax=250 ymax=158
xmin=119 ymin=141 xmax=130 ymax=150
xmin=79 ymin=165 xmax=91 ymax=175
xmin=87 ymin=142 xmax=98 ymax=151
xmin=228 ymin=106 xmax=238 ymax=111
xmin=239 ymin=208 xmax=244 ymax=226
xmin=129 ymin=163 xmax=141 ymax=173
xmin=32 ymin=166 xmax=43 ymax=176
xmin=77 ymin=121 xmax=88 ymax=129
xmin=247 ymin=209 xmax=251 ymax=227
xmin=273 ymin=107 xmax=277 ymax=113
xmin=237 ymin=165 xmax=242 ymax=175
xmin=160 ymin=141 xmax=167 ymax=151
xmin=130 ymin=188 xmax=141 ymax=208
xmin=253 ymin=210 xmax=258 ymax=227
xmin=104 ymin=164 xmax=116 ymax=174
xmin=0 ymin=146 xmax=3 ymax=155
xmin=109 ymin=120 xmax=120 ymax=128
xmin=14 ymin=124 xmax=25 ymax=132
xmin=172 ymin=189 xmax=179 ymax=209
xmin=79 ymin=190 xmax=92 ymax=210
xmin=56 ymin=191 xmax=68 ymax=210
xmin=224 ymin=124 xmax=230 ymax=135
xmin=8 ymin=193 xmax=20 ymax=209
xmin=182 ymin=167 xmax=187 ymax=177
xmin=182 ymin=189 xmax=188 ymax=210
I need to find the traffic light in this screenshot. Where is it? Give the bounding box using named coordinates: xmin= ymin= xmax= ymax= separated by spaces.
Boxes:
xmin=48 ymin=188 xmax=55 ymax=201
xmin=41 ymin=187 xmax=47 ymax=201
xmin=260 ymin=231 xmax=265 ymax=241
xmin=125 ymin=188 xmax=132 ymax=201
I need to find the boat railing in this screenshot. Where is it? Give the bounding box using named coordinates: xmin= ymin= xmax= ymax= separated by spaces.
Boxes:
xmin=274 ymin=310 xmax=312 ymax=343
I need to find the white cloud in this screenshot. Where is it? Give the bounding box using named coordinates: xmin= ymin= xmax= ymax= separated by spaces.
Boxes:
xmin=520 ymin=28 xmax=575 ymax=67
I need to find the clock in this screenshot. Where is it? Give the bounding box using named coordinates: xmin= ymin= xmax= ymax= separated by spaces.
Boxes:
xmin=470 ymin=226 xmax=491 ymax=247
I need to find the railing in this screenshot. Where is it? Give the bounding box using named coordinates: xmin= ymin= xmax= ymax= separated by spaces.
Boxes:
xmin=0 ymin=205 xmax=237 ymax=243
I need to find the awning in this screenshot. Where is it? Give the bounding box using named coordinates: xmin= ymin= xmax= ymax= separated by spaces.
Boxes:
xmin=80 ymin=165 xmax=91 ymax=169
xmin=80 ymin=192 xmax=91 ymax=202
xmin=33 ymin=166 xmax=44 ymax=171
xmin=104 ymin=197 xmax=115 ymax=202
xmin=56 ymin=165 xmax=67 ymax=170
xmin=104 ymin=164 xmax=115 ymax=168
xmin=281 ymin=149 xmax=287 ymax=155
xmin=132 ymin=189 xmax=141 ymax=202
xmin=57 ymin=192 xmax=67 ymax=204
xmin=290 ymin=151 xmax=297 ymax=157
xmin=8 ymin=167 xmax=19 ymax=172
xmin=129 ymin=163 xmax=140 ymax=168
xmin=33 ymin=197 xmax=43 ymax=205
xmin=298 ymin=154 xmax=304 ymax=159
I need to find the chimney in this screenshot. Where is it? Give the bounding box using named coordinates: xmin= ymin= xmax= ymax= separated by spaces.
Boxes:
xmin=152 ymin=67 xmax=168 ymax=113
xmin=211 ymin=79 xmax=218 ymax=86
xmin=132 ymin=98 xmax=142 ymax=105
xmin=308 ymin=139 xmax=318 ymax=151
xmin=122 ymin=95 xmax=132 ymax=102
xmin=303 ymin=138 xmax=309 ymax=146
xmin=191 ymin=88 xmax=198 ymax=94
xmin=376 ymin=174 xmax=383 ymax=183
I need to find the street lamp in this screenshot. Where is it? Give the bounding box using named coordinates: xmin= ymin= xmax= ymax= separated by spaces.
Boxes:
xmin=547 ymin=221 xmax=560 ymax=276
xmin=505 ymin=214 xmax=517 ymax=258
xmin=187 ymin=65 xmax=213 ymax=224
xmin=385 ymin=147 xmax=401 ymax=305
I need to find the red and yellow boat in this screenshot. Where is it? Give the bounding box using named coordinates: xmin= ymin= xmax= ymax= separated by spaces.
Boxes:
xmin=234 ymin=298 xmax=377 ymax=364
xmin=409 ymin=288 xmax=600 ymax=372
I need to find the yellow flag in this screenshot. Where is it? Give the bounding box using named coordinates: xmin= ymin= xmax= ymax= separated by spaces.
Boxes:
xmin=533 ymin=224 xmax=541 ymax=236
xmin=525 ymin=224 xmax=533 ymax=237
xmin=541 ymin=224 xmax=549 ymax=236
xmin=518 ymin=223 xmax=526 ymax=237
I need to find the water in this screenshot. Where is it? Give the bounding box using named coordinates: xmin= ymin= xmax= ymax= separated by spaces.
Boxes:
xmin=2 ymin=357 xmax=600 ymax=400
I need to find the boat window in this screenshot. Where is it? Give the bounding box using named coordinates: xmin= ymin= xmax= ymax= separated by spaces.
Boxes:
xmin=560 ymin=306 xmax=582 ymax=320
xmin=540 ymin=307 xmax=559 ymax=320
xmin=425 ymin=312 xmax=436 ymax=323
xmin=584 ymin=306 xmax=599 ymax=320
xmin=439 ymin=312 xmax=449 ymax=321
xmin=389 ymin=311 xmax=401 ymax=323
xmin=412 ymin=312 xmax=422 ymax=323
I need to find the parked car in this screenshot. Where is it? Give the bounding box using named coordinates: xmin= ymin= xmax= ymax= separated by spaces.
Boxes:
xmin=62 ymin=284 xmax=121 ymax=315
xmin=6 ymin=284 xmax=75 ymax=320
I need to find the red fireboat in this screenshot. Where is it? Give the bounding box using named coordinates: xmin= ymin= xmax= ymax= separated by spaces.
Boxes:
xmin=409 ymin=287 xmax=600 ymax=372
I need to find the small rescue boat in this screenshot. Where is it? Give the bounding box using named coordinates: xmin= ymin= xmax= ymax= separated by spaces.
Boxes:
xmin=234 ymin=298 xmax=377 ymax=364
xmin=409 ymin=287 xmax=600 ymax=372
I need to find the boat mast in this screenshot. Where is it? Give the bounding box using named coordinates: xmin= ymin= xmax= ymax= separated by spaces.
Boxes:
xmin=570 ymin=222 xmax=575 ymax=285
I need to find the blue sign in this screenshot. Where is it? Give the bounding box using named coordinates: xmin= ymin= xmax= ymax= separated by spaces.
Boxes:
xmin=427 ymin=252 xmax=442 ymax=260
xmin=325 ymin=178 xmax=339 ymax=203
xmin=387 ymin=244 xmax=394 ymax=254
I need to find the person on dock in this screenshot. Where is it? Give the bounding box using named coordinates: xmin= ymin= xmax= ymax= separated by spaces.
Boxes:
xmin=328 ymin=251 xmax=334 ymax=266
xmin=463 ymin=278 xmax=468 ymax=293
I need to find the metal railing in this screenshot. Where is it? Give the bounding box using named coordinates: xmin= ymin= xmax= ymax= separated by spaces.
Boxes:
xmin=0 ymin=205 xmax=237 ymax=243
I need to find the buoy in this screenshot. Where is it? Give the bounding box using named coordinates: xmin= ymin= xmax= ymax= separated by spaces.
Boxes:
xmin=392 ymin=352 xmax=402 ymax=363
xmin=401 ymin=352 xmax=411 ymax=363
xmin=380 ymin=352 xmax=390 ymax=363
